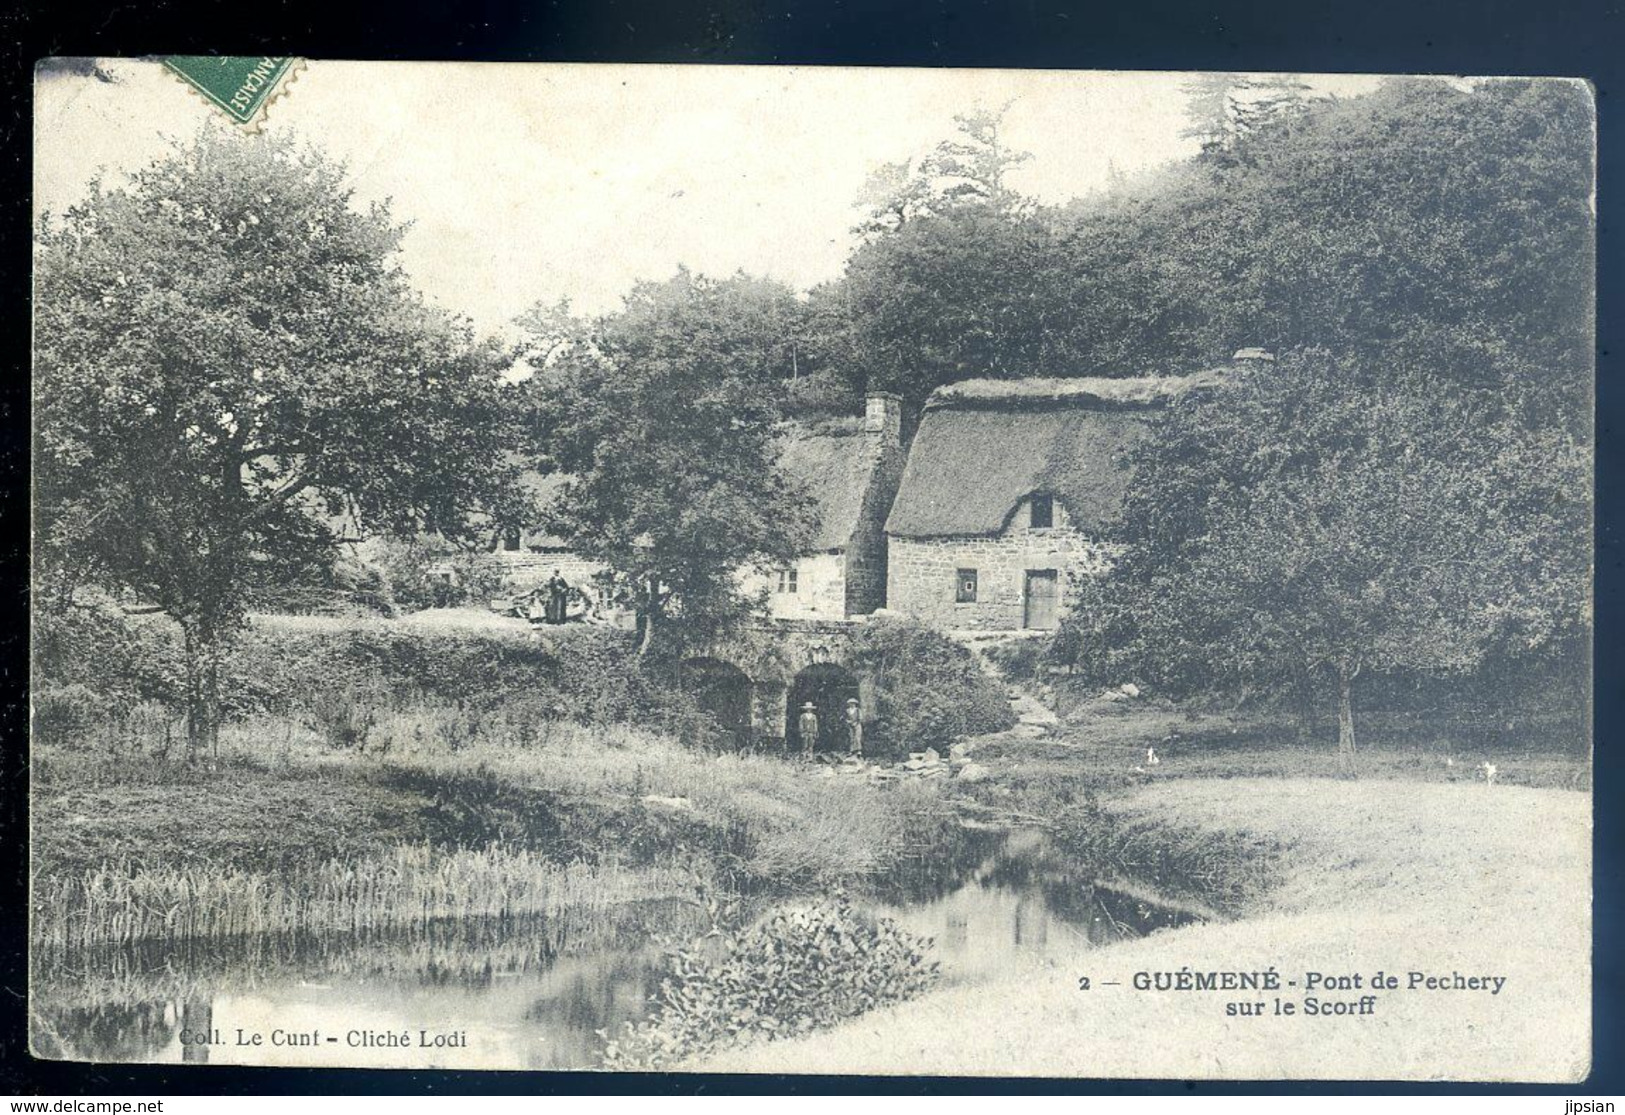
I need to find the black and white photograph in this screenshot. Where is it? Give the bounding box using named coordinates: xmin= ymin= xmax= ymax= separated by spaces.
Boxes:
xmin=28 ymin=59 xmax=1594 ymax=1081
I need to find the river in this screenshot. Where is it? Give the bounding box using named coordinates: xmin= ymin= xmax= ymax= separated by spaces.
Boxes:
xmin=31 ymin=829 xmax=1200 ymax=1070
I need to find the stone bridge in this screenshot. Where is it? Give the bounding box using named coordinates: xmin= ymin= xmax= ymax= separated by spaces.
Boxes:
xmin=677 ymin=619 xmax=875 ymax=752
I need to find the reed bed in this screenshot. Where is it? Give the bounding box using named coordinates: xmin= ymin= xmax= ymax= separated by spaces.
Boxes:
xmin=33 ymin=898 xmax=714 ymax=1014
xmin=34 ymin=844 xmax=697 ymax=954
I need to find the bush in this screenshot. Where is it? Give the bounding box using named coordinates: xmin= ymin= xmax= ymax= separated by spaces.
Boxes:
xmin=781 ymin=368 xmax=862 ymax=419
xmin=365 ymin=536 xmax=507 ymax=613
xmin=603 ymin=898 xmax=939 ymax=1067
xmin=233 ymin=621 xmax=702 ymax=734
xmin=849 ymin=618 xmax=1015 ymax=752
xmin=33 ymin=606 xmax=706 ymax=754
xmin=32 ymin=682 xmax=105 ymax=747
xmin=980 ymin=637 xmax=1046 ymax=682
xmin=33 ymin=603 xmax=188 ymax=712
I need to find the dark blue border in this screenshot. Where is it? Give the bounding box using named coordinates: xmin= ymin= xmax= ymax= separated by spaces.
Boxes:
xmin=3 ymin=0 xmax=1619 ymax=1095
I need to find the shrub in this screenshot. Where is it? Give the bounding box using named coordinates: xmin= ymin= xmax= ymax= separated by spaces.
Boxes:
xmin=32 ymin=682 xmax=105 ymax=747
xmin=365 ymin=536 xmax=507 ymax=613
xmin=303 ymin=684 xmax=389 ymax=751
xmin=781 ymin=368 xmax=862 ymax=419
xmin=33 ymin=603 xmax=186 ymax=711
xmin=215 ymin=621 xmax=696 ymax=731
xmin=34 ymin=605 xmax=704 ymax=753
xmin=849 ymin=618 xmax=1015 ymax=752
xmin=602 ymin=898 xmax=939 ymax=1067
xmin=980 ymin=636 xmax=1046 ymax=681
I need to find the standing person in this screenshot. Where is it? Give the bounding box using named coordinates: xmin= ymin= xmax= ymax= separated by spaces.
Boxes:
xmin=545 ymin=570 xmax=569 ymax=624
xmin=797 ymin=701 xmax=820 ymax=757
xmin=844 ymin=697 xmax=863 ymax=757
xmin=524 ymin=588 xmax=548 ymax=626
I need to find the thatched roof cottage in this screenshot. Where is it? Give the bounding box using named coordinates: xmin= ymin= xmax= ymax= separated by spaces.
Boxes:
xmin=883 ymin=369 xmax=1228 ymax=633
xmin=742 ymin=392 xmax=904 ymax=620
xmin=495 ymin=392 xmax=905 ymax=623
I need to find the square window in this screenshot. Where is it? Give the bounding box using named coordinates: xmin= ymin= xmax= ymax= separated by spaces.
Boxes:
xmin=1030 ymin=494 xmax=1054 ymax=529
xmin=777 ymin=568 xmax=799 ymax=594
xmin=956 ymin=568 xmax=978 ymax=603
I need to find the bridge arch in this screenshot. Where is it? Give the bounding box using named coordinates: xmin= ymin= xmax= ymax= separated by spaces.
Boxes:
xmin=787 ymin=662 xmax=861 ymax=753
xmin=681 ymin=620 xmax=879 ymax=752
xmin=678 ymin=656 xmax=754 ymax=749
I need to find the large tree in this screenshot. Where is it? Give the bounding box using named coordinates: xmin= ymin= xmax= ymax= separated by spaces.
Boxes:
xmin=517 ymin=271 xmax=818 ymax=651
xmin=1087 ymin=349 xmax=1589 ymax=774
xmin=1047 ymin=77 xmax=1594 ymax=766
xmin=34 ymin=130 xmax=524 ymax=758
xmin=854 ymin=105 xmax=1032 ymax=238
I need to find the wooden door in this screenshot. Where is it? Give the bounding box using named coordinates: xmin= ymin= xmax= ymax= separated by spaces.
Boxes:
xmin=1024 ymin=569 xmax=1059 ymax=630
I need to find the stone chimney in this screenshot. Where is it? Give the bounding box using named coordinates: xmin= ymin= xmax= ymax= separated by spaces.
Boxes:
xmin=864 ymin=391 xmax=902 ymax=446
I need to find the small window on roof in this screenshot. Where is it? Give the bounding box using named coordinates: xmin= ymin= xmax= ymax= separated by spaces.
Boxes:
xmin=956 ymin=568 xmax=978 ymax=603
xmin=1030 ymin=494 xmax=1054 ymax=529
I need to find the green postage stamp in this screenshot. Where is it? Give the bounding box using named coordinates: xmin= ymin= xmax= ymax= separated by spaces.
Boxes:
xmin=161 ymin=56 xmax=300 ymax=126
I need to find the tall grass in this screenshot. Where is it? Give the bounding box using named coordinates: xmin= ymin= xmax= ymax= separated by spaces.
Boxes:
xmin=34 ymin=845 xmax=697 ymax=953
xmin=33 ymin=898 xmax=712 ymax=1015
xmin=1053 ymin=802 xmax=1285 ymax=918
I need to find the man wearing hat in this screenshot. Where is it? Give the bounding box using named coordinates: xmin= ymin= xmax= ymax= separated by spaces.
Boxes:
xmin=844 ymin=697 xmax=863 ymax=758
xmin=797 ymin=701 xmax=820 ymax=757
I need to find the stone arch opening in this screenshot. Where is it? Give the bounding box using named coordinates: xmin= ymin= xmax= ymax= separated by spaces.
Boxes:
xmin=679 ymin=657 xmax=754 ymax=748
xmin=787 ymin=662 xmax=860 ymax=753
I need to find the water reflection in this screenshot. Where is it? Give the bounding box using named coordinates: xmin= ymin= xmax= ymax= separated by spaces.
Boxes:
xmin=871 ymin=828 xmax=1200 ymax=979
xmin=34 ymin=829 xmax=1200 ymax=1069
xmin=32 ymin=901 xmax=707 ymax=1070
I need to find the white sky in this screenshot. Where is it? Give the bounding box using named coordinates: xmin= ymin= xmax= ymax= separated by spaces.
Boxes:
xmin=35 ymin=61 xmax=1381 ymax=337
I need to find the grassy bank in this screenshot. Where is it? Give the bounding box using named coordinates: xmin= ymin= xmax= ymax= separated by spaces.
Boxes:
xmin=968 ymin=698 xmax=1589 ymax=809
xmin=32 ymin=717 xmax=953 ymax=951
xmin=699 ymin=777 xmax=1592 ymax=1082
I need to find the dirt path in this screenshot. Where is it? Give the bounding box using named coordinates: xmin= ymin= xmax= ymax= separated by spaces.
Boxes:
xmin=697 ymin=778 xmax=1591 ymax=1082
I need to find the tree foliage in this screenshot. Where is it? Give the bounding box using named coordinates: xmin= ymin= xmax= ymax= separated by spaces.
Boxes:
xmin=854 ymin=105 xmax=1031 ymax=238
xmin=1005 ymin=79 xmax=1593 ymax=762
xmin=833 ymin=79 xmax=1593 ymax=423
xmin=518 ymin=271 xmax=819 ymax=649
xmin=1078 ymin=350 xmax=1590 ymax=769
xmin=34 ymin=130 xmax=524 ymax=756
xmin=1179 ymin=72 xmax=1318 ymax=158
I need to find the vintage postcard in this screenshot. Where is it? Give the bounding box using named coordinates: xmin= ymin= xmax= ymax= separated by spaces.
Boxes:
xmin=30 ymin=60 xmax=1594 ymax=1080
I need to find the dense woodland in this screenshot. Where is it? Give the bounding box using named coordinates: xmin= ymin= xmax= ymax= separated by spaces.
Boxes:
xmin=34 ymin=75 xmax=1594 ymax=760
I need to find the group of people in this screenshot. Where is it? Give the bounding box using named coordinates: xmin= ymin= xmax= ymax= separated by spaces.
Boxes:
xmin=797 ymin=697 xmax=863 ymax=758
xmin=510 ymin=569 xmax=582 ymax=626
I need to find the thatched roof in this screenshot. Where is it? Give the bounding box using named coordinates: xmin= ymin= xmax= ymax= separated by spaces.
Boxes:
xmin=885 ymin=372 xmax=1223 ymax=538
xmin=778 ymin=418 xmax=887 ymax=551
xmin=927 ymin=369 xmax=1228 ymax=410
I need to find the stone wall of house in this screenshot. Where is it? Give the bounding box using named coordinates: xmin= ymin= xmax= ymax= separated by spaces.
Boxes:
xmin=844 ymin=528 xmax=887 ymax=617
xmin=741 ymin=551 xmax=849 ymax=621
xmin=844 ymin=426 xmax=905 ymax=617
xmin=887 ymin=525 xmax=1116 ymax=632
